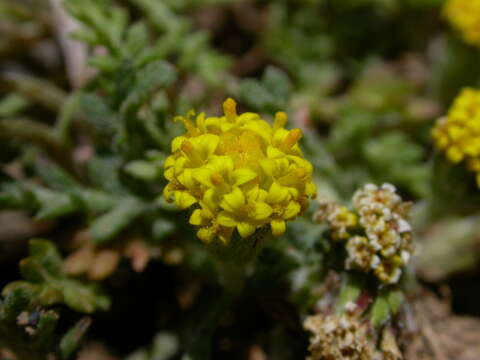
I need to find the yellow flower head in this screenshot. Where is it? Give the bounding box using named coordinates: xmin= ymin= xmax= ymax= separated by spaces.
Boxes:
xmin=432 ymin=88 xmax=480 ymax=187
xmin=164 ymin=99 xmax=317 ymax=244
xmin=444 ymin=0 xmax=480 ymax=47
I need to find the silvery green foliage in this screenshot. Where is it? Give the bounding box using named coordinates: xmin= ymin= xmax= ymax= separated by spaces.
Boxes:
xmin=1 ymin=0 xmax=480 ymax=359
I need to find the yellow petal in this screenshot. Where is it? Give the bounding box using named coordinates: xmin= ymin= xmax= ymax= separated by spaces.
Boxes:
xmin=195 ymin=112 xmax=206 ymax=132
xmin=193 ymin=168 xmax=213 ymax=187
xmin=220 ymin=122 xmax=236 ymax=133
xmin=267 ymin=182 xmax=290 ymax=204
xmin=211 ymin=156 xmax=234 ymax=174
xmin=283 ymin=201 xmax=301 ymax=219
xmin=287 ymin=187 xmax=300 ymax=199
xmin=446 ymin=146 xmax=463 ymax=163
xmin=197 ymin=227 xmax=215 ymax=244
xmin=252 ymin=202 xmax=273 ymax=220
xmin=271 ymin=220 xmax=286 ymax=236
xmin=171 ymin=136 xmax=187 ymax=152
xmin=233 ymin=168 xmax=257 ymax=186
xmin=237 ymin=222 xmax=256 ymax=238
xmin=280 ymin=128 xmax=302 ymax=152
xmin=306 ymin=182 xmax=317 ymax=198
xmin=164 ymin=155 xmax=175 ymax=169
xmin=202 ymin=189 xmax=218 ymax=211
xmin=164 ymin=167 xmax=174 ymax=181
xmin=163 ymin=185 xmax=173 ymax=202
xmin=189 ymin=209 xmax=203 ymax=225
xmin=174 ymin=157 xmax=187 ymax=174
xmin=273 ymin=112 xmax=288 ymax=131
xmin=273 ymin=128 xmax=289 ymax=147
xmin=220 ymin=188 xmax=245 ymax=212
xmin=267 ymin=146 xmax=284 ymax=159
xmin=217 ymin=213 xmax=237 ymax=227
xmin=178 ymin=168 xmax=196 ymax=188
xmin=260 ymin=159 xmax=276 ymax=177
xmin=175 ymin=191 xmax=196 ymax=209
xmin=195 ymin=134 xmax=220 ymax=160
xmin=223 ymin=98 xmax=237 ymax=120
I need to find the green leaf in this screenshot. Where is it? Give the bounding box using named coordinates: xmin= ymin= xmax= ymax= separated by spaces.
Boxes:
xmin=363 ymin=133 xmax=430 ymax=197
xmin=62 ymin=283 xmax=110 ymax=313
xmin=335 ymin=274 xmax=363 ymax=313
xmin=90 ymin=197 xmax=147 ymax=244
xmin=370 ymin=288 xmax=405 ymax=327
xmin=60 ymin=318 xmax=92 ymax=359
xmin=121 ymin=61 xmax=177 ymax=115
xmin=238 ymin=80 xmax=275 ymax=112
xmin=129 ymin=0 xmax=186 ymax=33
xmin=28 ymin=239 xmax=64 ymax=276
xmin=371 ymin=293 xmax=390 ymax=327
xmin=81 ymin=93 xmax=118 ymax=136
xmin=0 ymin=94 xmax=30 ymax=117
xmin=0 ymin=288 xmax=33 ymax=322
xmin=88 ymin=54 xmax=119 ymax=72
xmin=0 ymin=183 xmax=32 ymax=208
xmin=71 ymin=29 xmax=101 ymax=46
xmin=125 ymin=22 xmax=149 ymax=57
xmin=34 ymin=310 xmax=59 ymax=346
xmin=19 ymin=258 xmax=51 ymax=283
xmin=87 ymin=156 xmax=125 ymax=194
xmin=125 ymin=160 xmax=161 ymax=180
xmin=35 ymin=192 xmax=78 ymax=221
xmin=238 ymin=66 xmax=291 ymax=113
xmin=3 ymin=240 xmax=111 ymax=314
xmin=112 ymin=60 xmax=137 ymax=109
xmin=262 ymin=66 xmax=292 ymax=103
xmin=66 ymin=0 xmax=125 ymax=54
xmin=386 ymin=289 xmax=404 ymax=315
xmin=70 ymin=188 xmax=116 ymax=213
xmin=33 ymin=159 xmax=78 ymax=192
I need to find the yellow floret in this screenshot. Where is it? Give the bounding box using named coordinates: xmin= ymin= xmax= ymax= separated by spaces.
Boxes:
xmin=444 ymin=0 xmax=480 ymax=47
xmin=432 ymin=88 xmax=480 ymax=187
xmin=164 ymin=99 xmax=317 ymax=244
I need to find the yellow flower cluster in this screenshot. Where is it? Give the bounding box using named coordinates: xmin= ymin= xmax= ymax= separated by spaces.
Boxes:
xmin=315 ymin=184 xmax=415 ymax=284
xmin=432 ymin=88 xmax=480 ymax=187
xmin=163 ymin=99 xmax=316 ymax=244
xmin=444 ymin=0 xmax=480 ymax=47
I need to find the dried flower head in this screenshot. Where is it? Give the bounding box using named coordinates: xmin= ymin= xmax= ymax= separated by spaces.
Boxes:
xmin=432 ymin=88 xmax=480 ymax=187
xmin=163 ymin=99 xmax=316 ymax=244
xmin=304 ymin=311 xmax=373 ymax=360
xmin=315 ymin=203 xmax=357 ymax=240
xmin=350 ymin=183 xmax=414 ymax=284
xmin=444 ymin=0 xmax=480 ymax=47
xmin=315 ymin=183 xmax=415 ymax=284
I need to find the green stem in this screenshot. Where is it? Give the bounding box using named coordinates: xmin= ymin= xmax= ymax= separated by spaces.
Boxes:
xmin=216 ymin=260 xmax=246 ymax=295
xmin=182 ymin=290 xmax=235 ymax=360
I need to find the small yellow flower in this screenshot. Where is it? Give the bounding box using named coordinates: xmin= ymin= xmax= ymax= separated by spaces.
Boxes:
xmin=164 ymin=99 xmax=316 ymax=244
xmin=444 ymin=0 xmax=480 ymax=47
xmin=432 ymin=88 xmax=480 ymax=187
